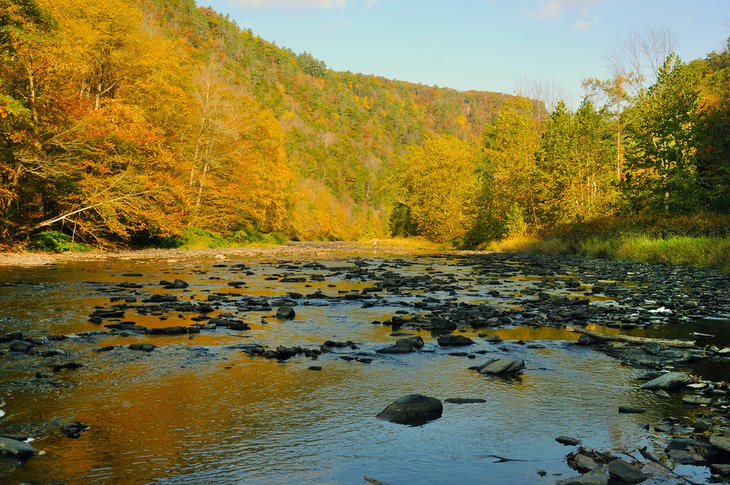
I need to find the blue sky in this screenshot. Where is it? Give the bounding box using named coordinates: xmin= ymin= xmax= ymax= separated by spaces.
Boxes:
xmin=197 ymin=0 xmax=729 ymax=105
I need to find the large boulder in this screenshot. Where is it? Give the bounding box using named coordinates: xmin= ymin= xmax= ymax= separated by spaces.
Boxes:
xmin=557 ymin=470 xmax=609 ymax=485
xmin=376 ymin=394 xmax=443 ymax=425
xmin=0 ymin=436 xmax=37 ymax=460
xmin=639 ymin=372 xmax=693 ymax=391
xmin=476 ymin=358 xmax=525 ymax=375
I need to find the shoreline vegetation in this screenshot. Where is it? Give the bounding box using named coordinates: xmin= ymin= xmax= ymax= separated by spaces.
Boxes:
xmin=2 ymin=233 xmax=729 ymax=273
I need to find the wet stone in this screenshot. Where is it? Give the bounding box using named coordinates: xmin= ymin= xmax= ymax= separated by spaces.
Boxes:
xmin=0 ymin=436 xmax=37 ymax=460
xmin=60 ymin=422 xmax=89 ymax=438
xmin=556 ymin=436 xmax=582 ymax=446
xmin=437 ymin=335 xmax=475 ymax=347
xmin=128 ymin=344 xmax=156 ymax=352
xmin=557 ymin=469 xmax=609 ymax=485
xmin=607 ymin=459 xmax=646 ymax=484
xmin=376 ymin=394 xmax=443 ymax=426
xmin=276 ymin=306 xmax=296 ymax=320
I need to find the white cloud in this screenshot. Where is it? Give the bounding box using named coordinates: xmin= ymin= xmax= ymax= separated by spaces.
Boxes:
xmin=525 ymin=0 xmax=601 ymax=20
xmin=364 ymin=0 xmax=378 ymax=10
xmin=229 ymin=0 xmax=346 ymax=8
xmin=574 ymin=19 xmax=590 ymax=31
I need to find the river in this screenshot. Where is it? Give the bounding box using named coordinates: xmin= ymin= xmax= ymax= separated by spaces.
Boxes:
xmin=1 ymin=246 xmax=729 ymax=483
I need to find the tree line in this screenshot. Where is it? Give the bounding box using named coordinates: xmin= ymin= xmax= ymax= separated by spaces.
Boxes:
xmin=393 ymin=38 xmax=730 ymax=246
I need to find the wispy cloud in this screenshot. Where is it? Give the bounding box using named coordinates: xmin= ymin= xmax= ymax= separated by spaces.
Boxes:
xmin=525 ymin=0 xmax=600 ymax=20
xmin=364 ymin=0 xmax=378 ymax=10
xmin=574 ymin=19 xmax=590 ymax=31
xmin=228 ymin=0 xmax=346 ymax=8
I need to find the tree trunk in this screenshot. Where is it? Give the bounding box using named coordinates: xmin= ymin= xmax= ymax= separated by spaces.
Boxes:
xmin=566 ymin=325 xmax=696 ymax=348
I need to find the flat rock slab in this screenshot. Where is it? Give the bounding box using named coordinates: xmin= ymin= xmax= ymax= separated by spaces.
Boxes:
xmin=0 ymin=436 xmax=37 ymax=460
xmin=376 ymin=394 xmax=443 ymax=426
xmin=476 ymin=358 xmax=525 ymax=375
xmin=639 ymin=372 xmax=692 ymax=391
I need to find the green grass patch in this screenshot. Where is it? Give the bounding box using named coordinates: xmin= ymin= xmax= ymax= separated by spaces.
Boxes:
xmin=30 ymin=231 xmax=92 ymax=253
xmin=154 ymin=227 xmax=288 ymax=249
xmin=491 ymin=233 xmax=730 ymax=272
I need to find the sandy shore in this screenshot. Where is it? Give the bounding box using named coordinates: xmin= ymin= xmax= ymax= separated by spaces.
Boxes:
xmin=0 ymin=242 xmax=453 ymax=267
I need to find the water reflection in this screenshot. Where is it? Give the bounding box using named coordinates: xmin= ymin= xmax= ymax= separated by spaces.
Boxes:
xmin=0 ymin=252 xmax=725 ymax=483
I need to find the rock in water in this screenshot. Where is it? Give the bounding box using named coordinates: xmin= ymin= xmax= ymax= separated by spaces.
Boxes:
xmin=376 ymin=394 xmax=443 ymax=425
xmin=709 ymin=435 xmax=730 ymax=453
xmin=556 ymin=469 xmax=609 ymax=485
xmin=607 ymin=459 xmax=646 ymax=484
xmin=639 ymin=372 xmax=692 ymax=391
xmin=61 ymin=422 xmax=90 ymax=438
xmin=555 ymin=436 xmax=582 ymax=446
xmin=437 ymin=335 xmax=475 ymax=347
xmin=276 ymin=306 xmax=296 ymax=320
xmin=476 ymin=358 xmax=525 ymax=375
xmin=0 ymin=436 xmax=37 ymax=460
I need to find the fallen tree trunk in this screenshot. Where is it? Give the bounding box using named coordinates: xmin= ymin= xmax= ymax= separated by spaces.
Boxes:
xmin=565 ymin=326 xmax=696 ymax=349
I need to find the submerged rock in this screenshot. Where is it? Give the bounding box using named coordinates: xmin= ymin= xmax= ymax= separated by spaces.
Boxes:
xmin=0 ymin=436 xmax=37 ymax=460
xmin=444 ymin=398 xmax=486 ymax=404
xmin=61 ymin=422 xmax=90 ymax=438
xmin=639 ymin=372 xmax=693 ymax=391
xmin=376 ymin=394 xmax=443 ymax=425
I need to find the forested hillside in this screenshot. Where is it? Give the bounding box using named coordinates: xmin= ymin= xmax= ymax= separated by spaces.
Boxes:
xmin=0 ymin=0 xmax=509 ymax=248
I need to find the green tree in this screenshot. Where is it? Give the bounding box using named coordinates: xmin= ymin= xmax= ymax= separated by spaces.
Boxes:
xmin=624 ymin=53 xmax=704 ymax=214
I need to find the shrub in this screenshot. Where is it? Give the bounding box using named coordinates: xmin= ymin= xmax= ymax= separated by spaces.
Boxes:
xmin=30 ymin=231 xmax=91 ymax=253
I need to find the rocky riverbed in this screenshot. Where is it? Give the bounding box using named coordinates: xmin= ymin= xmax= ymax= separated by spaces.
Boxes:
xmin=1 ymin=245 xmax=729 ymax=483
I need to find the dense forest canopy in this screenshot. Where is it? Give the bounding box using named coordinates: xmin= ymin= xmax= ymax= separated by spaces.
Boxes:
xmin=0 ymin=0 xmax=728 ymax=249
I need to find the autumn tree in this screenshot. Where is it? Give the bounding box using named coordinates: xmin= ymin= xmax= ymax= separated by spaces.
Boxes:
xmin=392 ymin=135 xmax=478 ymax=243
xmin=466 ymin=97 xmax=542 ymax=244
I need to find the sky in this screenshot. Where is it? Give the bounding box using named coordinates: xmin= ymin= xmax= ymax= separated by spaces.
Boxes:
xmin=197 ymin=0 xmax=729 ymax=106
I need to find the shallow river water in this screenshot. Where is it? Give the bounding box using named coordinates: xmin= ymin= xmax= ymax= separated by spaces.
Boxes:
xmin=0 ymin=248 xmax=728 ymax=484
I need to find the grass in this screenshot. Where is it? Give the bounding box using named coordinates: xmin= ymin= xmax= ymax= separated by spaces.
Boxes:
xmin=356 ymin=236 xmax=451 ymax=250
xmin=487 ymin=234 xmax=730 ymax=272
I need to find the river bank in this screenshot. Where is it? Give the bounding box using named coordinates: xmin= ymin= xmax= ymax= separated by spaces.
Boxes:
xmin=1 ymin=246 xmax=729 ymax=483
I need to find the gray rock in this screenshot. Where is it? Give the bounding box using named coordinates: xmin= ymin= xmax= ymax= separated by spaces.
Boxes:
xmin=376 ymin=394 xmax=443 ymax=425
xmin=396 ymin=336 xmax=424 ymax=348
xmin=711 ymin=464 xmax=730 ymax=475
xmin=8 ymin=340 xmax=33 ymax=353
xmin=639 ymin=372 xmax=692 ymax=391
xmin=276 ymin=306 xmax=296 ymax=320
xmin=607 ymin=459 xmax=646 ymax=484
xmin=437 ymin=335 xmax=475 ymax=347
xmin=0 ymin=436 xmax=37 ymax=460
xmin=556 ymin=435 xmax=582 ymax=446
xmin=709 ymin=435 xmax=730 ymax=453
xmin=682 ymin=395 xmax=712 ymax=406
xmin=557 ymin=469 xmax=609 ymax=485
xmin=573 ymin=453 xmax=599 ymax=471
xmin=476 ymin=358 xmax=525 ymax=375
